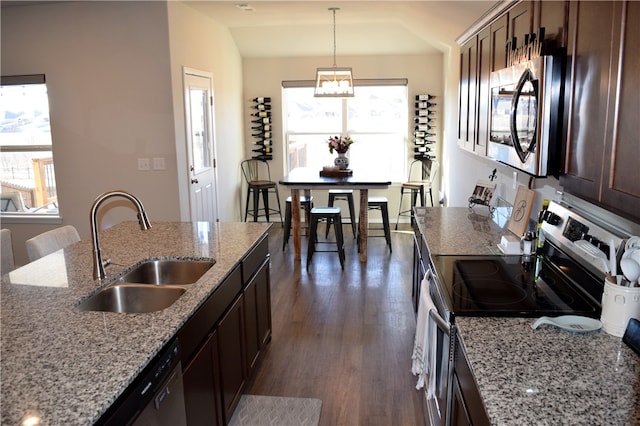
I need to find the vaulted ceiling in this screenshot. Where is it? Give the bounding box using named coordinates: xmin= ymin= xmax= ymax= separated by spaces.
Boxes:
xmin=184 ymin=1 xmax=498 ymax=58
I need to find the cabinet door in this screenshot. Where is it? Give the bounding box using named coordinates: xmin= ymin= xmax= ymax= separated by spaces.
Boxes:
xmin=244 ymin=258 xmax=271 ymax=372
xmin=476 ymin=27 xmax=491 ymax=155
xmin=183 ymin=330 xmax=223 ymax=426
xmin=508 ymin=1 xmax=533 ymax=44
xmin=561 ymin=0 xmax=640 ymax=221
xmin=535 ymin=0 xmax=568 ymax=49
xmin=458 ymin=36 xmax=478 ymax=150
xmin=450 ymin=375 xmax=472 ymax=426
xmin=599 ymin=1 xmax=640 ymax=218
xmin=217 ymin=296 xmax=246 ymax=424
xmin=561 ymin=1 xmax=614 ymax=202
xmin=490 ymin=14 xmax=508 ymax=72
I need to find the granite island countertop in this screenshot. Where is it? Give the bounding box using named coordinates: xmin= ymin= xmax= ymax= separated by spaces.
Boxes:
xmin=415 ymin=207 xmax=640 ymax=425
xmin=1 ymin=221 xmax=271 ymax=425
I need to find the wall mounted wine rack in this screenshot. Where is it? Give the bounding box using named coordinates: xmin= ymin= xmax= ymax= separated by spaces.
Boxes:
xmin=250 ymin=96 xmax=273 ymax=161
xmin=413 ymin=94 xmax=436 ymax=161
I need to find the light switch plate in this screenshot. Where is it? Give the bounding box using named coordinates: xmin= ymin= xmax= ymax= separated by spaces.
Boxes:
xmin=138 ymin=158 xmax=150 ymax=171
xmin=152 ymin=157 xmax=165 ymax=170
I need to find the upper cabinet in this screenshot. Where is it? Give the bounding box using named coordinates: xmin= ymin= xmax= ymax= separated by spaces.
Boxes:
xmin=560 ymin=0 xmax=640 ymax=222
xmin=458 ymin=0 xmax=639 ymax=222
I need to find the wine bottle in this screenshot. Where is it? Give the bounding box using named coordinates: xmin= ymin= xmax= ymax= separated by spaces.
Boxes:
xmin=415 ymin=124 xmax=435 ymax=131
xmin=251 ymin=117 xmax=270 ymax=124
xmin=415 ymin=101 xmax=437 ymax=109
xmin=251 ymin=124 xmax=271 ymax=131
xmin=252 ymin=146 xmax=272 ymax=153
xmin=416 ymin=109 xmax=436 ymax=117
xmin=414 ymin=116 xmax=435 ymax=124
xmin=252 ymin=97 xmax=272 ymax=103
xmin=251 ymin=103 xmax=272 ymax=111
xmin=253 ymin=154 xmax=273 ymax=161
xmin=251 ymin=111 xmax=270 ymax=117
xmin=414 ymin=146 xmax=432 ymax=153
xmin=252 ymin=131 xmax=271 ymax=138
xmin=415 ymin=94 xmax=436 ymax=101
xmin=255 ymin=139 xmax=272 ymax=146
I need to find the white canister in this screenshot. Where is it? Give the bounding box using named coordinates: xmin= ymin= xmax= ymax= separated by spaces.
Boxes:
xmin=600 ymin=278 xmax=640 ymax=337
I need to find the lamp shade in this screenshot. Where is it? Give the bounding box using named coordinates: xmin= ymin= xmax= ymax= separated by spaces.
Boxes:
xmin=314 ymin=67 xmax=354 ymax=97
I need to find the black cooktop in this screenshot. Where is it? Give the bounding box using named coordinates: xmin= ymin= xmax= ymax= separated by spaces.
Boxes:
xmin=431 ymin=251 xmax=602 ymax=318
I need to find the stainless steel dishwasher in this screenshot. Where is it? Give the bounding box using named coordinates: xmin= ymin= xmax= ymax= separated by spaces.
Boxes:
xmin=100 ymin=338 xmax=187 ymax=426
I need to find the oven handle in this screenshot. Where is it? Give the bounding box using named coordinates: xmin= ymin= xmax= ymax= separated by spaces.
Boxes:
xmin=429 ymin=308 xmax=450 ymax=337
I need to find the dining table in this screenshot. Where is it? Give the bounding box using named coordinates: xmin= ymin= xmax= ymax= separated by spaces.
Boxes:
xmin=279 ymin=167 xmax=392 ymax=262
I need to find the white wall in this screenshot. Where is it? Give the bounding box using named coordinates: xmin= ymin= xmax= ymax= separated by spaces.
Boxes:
xmin=242 ymin=54 xmax=445 ymax=212
xmin=1 ymin=1 xmax=180 ymax=265
xmin=167 ymin=2 xmax=246 ymax=223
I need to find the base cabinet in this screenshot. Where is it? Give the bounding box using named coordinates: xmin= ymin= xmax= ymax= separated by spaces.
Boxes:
xmin=453 ymin=339 xmax=490 ymax=426
xmin=218 ymin=296 xmax=247 ymax=424
xmin=180 ymin=235 xmax=271 ymax=426
xmin=183 ymin=330 xmax=223 ymax=426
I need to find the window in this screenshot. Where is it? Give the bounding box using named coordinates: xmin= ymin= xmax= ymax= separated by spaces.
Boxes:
xmin=283 ymin=82 xmax=408 ymax=182
xmin=1 ymin=75 xmax=59 ymax=218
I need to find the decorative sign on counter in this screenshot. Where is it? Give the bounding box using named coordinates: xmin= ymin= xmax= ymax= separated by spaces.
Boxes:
xmin=507 ymin=185 xmax=536 ymax=237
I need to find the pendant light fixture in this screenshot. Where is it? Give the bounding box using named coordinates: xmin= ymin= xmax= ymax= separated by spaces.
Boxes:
xmin=314 ymin=7 xmax=354 ymax=97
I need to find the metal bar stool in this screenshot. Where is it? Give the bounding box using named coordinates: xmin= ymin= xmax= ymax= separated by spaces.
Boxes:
xmin=326 ymin=189 xmax=356 ymax=238
xmin=282 ymin=195 xmax=313 ymax=250
xmin=359 ymin=196 xmax=392 ymax=252
xmin=241 ymin=159 xmax=283 ymax=224
xmin=396 ymin=159 xmax=439 ymax=229
xmin=308 ymin=207 xmax=345 ymax=270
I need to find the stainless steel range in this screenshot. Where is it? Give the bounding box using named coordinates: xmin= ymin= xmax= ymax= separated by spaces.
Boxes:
xmin=421 ymin=198 xmax=640 ymax=426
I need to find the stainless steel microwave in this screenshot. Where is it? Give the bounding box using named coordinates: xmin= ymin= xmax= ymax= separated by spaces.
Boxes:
xmin=487 ymin=55 xmax=563 ymax=177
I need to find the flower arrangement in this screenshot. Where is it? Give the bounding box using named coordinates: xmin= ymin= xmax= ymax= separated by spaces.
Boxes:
xmin=328 ymin=135 xmax=354 ymax=154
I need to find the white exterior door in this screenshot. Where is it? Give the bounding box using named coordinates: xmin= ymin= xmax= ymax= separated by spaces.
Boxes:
xmin=183 ymin=69 xmax=218 ymax=223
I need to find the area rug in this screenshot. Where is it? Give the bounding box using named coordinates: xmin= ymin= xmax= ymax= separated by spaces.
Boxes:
xmin=228 ymin=394 xmax=322 ymax=426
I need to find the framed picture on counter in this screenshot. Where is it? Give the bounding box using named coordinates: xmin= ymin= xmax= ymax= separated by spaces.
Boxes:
xmin=469 ymin=180 xmax=496 ymax=206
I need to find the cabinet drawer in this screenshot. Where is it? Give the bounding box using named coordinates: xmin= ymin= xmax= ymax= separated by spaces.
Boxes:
xmin=242 ymin=235 xmax=269 ymax=284
xmin=179 ymin=265 xmax=242 ymax=364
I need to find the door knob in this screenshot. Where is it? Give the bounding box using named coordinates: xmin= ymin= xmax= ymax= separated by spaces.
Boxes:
xmin=191 ymin=178 xmax=199 ymax=184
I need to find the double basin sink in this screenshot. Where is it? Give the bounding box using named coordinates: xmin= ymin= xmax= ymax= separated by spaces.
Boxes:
xmin=77 ymin=259 xmax=215 ymax=313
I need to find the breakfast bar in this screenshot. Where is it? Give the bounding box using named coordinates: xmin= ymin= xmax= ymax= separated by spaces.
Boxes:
xmin=279 ymin=167 xmax=391 ymax=262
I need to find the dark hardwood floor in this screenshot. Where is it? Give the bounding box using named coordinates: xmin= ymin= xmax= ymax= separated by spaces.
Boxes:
xmin=245 ymin=223 xmax=425 ymax=425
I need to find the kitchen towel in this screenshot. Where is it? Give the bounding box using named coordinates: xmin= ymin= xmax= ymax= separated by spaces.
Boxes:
xmin=411 ymin=273 xmax=437 ymax=398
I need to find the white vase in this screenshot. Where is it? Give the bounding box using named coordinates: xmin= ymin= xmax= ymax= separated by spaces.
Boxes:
xmin=334 ymin=152 xmax=349 ymax=169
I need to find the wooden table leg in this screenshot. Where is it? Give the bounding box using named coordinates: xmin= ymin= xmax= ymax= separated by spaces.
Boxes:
xmin=291 ymin=189 xmax=301 ymax=260
xmin=358 ymin=189 xmax=368 ymax=262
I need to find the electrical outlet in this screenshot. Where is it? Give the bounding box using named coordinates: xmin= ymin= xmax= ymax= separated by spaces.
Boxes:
xmin=138 ymin=158 xmax=150 ymax=171
xmin=152 ymin=157 xmax=165 ymax=170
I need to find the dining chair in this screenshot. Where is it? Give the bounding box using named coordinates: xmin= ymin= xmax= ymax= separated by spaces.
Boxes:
xmin=241 ymin=159 xmax=283 ymax=224
xmin=25 ymin=225 xmax=81 ymax=262
xmin=1 ymin=228 xmax=15 ymax=273
xmin=396 ymin=159 xmax=439 ymax=229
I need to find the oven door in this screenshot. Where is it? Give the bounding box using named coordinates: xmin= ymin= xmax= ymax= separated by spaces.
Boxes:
xmin=426 ymin=269 xmax=454 ymax=426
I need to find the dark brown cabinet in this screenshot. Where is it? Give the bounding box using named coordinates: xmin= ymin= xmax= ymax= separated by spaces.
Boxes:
xmin=180 ymin=235 xmax=271 ymax=426
xmin=560 ymin=0 xmax=640 ymax=222
xmin=243 ymin=258 xmax=272 ymax=372
xmin=218 ymin=296 xmax=246 ymax=423
xmin=183 ymin=330 xmax=223 ymax=426
xmin=452 ymin=340 xmax=490 ymax=426
xmin=458 ymin=36 xmax=478 ymax=151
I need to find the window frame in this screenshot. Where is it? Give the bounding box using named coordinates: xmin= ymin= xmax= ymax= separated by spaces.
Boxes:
xmin=1 ymin=74 xmax=62 ymax=224
xmin=282 ymin=79 xmax=409 ymax=182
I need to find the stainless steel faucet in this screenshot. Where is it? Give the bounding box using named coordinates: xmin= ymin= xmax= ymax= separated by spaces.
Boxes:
xmin=90 ymin=190 xmax=151 ymax=280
